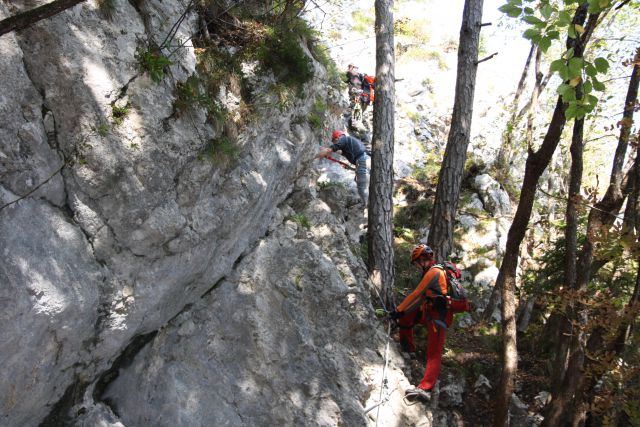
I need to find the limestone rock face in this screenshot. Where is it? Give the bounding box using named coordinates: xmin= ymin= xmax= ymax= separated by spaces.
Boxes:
xmin=0 ymin=2 xmax=436 ymax=426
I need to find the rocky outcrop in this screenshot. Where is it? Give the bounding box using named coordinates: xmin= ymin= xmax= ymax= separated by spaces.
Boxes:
xmin=0 ymin=0 xmax=340 ymax=424
xmin=0 ymin=1 xmax=442 ymax=426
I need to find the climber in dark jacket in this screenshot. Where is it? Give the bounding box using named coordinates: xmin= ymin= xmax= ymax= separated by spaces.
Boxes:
xmin=315 ymin=130 xmax=369 ymax=207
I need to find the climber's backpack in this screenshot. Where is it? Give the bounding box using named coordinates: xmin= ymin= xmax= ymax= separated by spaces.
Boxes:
xmin=429 ymin=261 xmax=467 ymax=301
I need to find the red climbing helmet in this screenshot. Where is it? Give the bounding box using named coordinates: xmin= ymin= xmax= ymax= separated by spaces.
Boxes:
xmin=411 ymin=244 xmax=434 ymax=263
xmin=331 ymin=130 xmax=345 ymax=141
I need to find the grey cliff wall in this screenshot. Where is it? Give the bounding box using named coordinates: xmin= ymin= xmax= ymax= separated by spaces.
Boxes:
xmin=0 ymin=1 xmax=446 ymax=426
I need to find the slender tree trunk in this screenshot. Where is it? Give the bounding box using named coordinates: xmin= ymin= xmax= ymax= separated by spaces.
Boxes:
xmin=496 ymin=43 xmax=536 ymax=173
xmin=368 ymin=0 xmax=396 ymax=307
xmin=0 ymin=0 xmax=87 ymax=37
xmin=483 ymin=47 xmax=545 ymax=320
xmin=551 ymin=112 xmax=585 ymax=392
xmin=542 ymin=44 xmax=639 ymax=427
xmin=492 ymin=5 xmax=592 ymax=426
xmin=428 ymin=0 xmax=483 ymax=261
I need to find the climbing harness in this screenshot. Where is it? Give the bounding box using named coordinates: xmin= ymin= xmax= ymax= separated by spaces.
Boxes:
xmin=325 ymin=155 xmax=355 ymax=171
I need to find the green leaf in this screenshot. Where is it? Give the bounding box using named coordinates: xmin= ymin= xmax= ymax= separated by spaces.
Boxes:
xmin=565 ymin=48 xmax=575 ymax=59
xmin=583 ymin=80 xmax=593 ymax=94
xmin=594 ymin=57 xmax=610 ymax=73
xmin=557 ymin=83 xmax=576 ymax=101
xmin=568 ymin=25 xmax=576 ymax=39
xmin=499 ymin=4 xmax=522 ymax=17
xmin=550 ymin=59 xmax=565 ymax=72
xmin=565 ymin=103 xmax=578 ymax=119
xmin=585 ymin=94 xmax=598 ymax=107
xmin=539 ymin=37 xmax=552 ymax=53
xmin=557 ymin=10 xmax=572 ymax=26
xmin=585 ymin=63 xmax=598 ymax=77
xmin=541 ymin=3 xmax=553 ymax=19
xmin=524 ymin=6 xmax=534 ymax=13
xmin=523 ymin=28 xmax=540 ymax=40
xmin=547 ymin=30 xmax=560 ymax=40
xmin=523 ymin=15 xmax=545 ymax=25
xmin=568 ymin=57 xmax=583 ymax=78
xmin=592 ymin=78 xmax=606 ymax=91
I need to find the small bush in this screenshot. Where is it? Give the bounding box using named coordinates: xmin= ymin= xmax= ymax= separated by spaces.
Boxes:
xmin=135 ymin=48 xmax=172 ymax=83
xmin=257 ymin=27 xmax=314 ymax=89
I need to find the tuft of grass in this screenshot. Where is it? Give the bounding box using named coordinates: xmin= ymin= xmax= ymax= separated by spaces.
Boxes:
xmin=111 ymin=103 xmax=130 ymax=126
xmin=97 ymin=0 xmax=116 ymax=19
xmin=288 ymin=213 xmax=311 ymax=229
xmin=200 ymin=136 xmax=239 ymax=164
xmin=93 ymin=123 xmax=110 ymax=137
xmin=308 ymin=97 xmax=327 ymax=129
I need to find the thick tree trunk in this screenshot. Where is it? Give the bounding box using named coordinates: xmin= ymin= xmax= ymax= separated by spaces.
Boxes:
xmin=493 ymin=5 xmax=592 ymax=426
xmin=0 ymin=0 xmax=87 ymax=36
xmin=368 ymin=0 xmax=396 ymax=307
xmin=428 ymin=0 xmax=483 ymax=261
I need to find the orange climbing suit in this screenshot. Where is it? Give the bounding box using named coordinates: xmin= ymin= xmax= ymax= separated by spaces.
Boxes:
xmin=396 ymin=266 xmax=471 ymax=391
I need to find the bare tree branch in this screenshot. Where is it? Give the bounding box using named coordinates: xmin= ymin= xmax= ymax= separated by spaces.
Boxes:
xmin=0 ymin=0 xmax=87 ymax=37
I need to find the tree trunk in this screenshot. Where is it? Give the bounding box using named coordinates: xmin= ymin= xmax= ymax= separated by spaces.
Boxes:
xmin=428 ymin=0 xmax=483 ymax=261
xmin=483 ymin=46 xmax=546 ymax=321
xmin=0 ymin=0 xmax=87 ymax=37
xmin=542 ymin=43 xmax=639 ymax=427
xmin=496 ymin=43 xmax=536 ymax=174
xmin=368 ymin=0 xmax=396 ymax=307
xmin=492 ymin=5 xmax=592 ymax=426
xmin=551 ymin=113 xmax=585 ymax=392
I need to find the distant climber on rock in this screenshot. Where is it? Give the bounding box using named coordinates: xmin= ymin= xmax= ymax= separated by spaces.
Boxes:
xmin=360 ymin=74 xmax=375 ymax=112
xmin=345 ymin=64 xmax=363 ymax=91
xmin=388 ymin=244 xmax=473 ymax=402
xmin=315 ymin=130 xmax=369 ymax=208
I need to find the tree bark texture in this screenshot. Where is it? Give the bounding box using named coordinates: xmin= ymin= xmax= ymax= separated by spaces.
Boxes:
xmin=551 ymin=114 xmax=584 ymax=392
xmin=428 ymin=0 xmax=483 ymax=261
xmin=0 ymin=0 xmax=87 ymax=37
xmin=543 ymin=46 xmax=640 ymax=426
xmin=493 ymin=6 xmax=592 ymax=426
xmin=368 ymin=0 xmax=396 ymax=307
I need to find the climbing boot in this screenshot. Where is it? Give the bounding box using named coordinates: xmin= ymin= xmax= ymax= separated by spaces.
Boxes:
xmin=404 ymin=387 xmax=431 ymax=402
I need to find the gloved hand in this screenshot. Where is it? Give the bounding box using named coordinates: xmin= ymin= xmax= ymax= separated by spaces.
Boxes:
xmin=388 ymin=310 xmax=404 ymax=320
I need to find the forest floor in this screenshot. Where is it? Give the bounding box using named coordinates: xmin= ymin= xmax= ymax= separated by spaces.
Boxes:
xmin=391 ymin=321 xmax=551 ymax=425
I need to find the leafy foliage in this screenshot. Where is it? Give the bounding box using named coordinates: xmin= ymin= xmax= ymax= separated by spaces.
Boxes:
xmin=256 ymin=26 xmax=314 ymax=89
xmin=135 ymin=48 xmax=172 ymax=83
xmin=498 ymin=0 xmax=615 ymax=119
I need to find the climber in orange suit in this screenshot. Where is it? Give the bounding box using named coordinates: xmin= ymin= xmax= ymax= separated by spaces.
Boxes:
xmin=389 ymin=244 xmax=472 ymax=401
